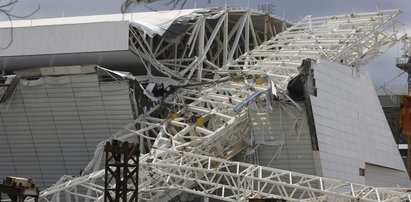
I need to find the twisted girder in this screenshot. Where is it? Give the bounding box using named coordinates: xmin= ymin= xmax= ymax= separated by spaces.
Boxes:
xmin=128 ymin=8 xmax=283 ymax=81
xmin=37 ymin=9 xmax=409 ymax=202
xmin=133 ymin=80 xmax=266 ymax=200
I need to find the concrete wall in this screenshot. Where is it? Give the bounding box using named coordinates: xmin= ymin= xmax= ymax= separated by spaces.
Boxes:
xmin=310 ymin=60 xmax=410 ymax=187
xmin=0 ymin=74 xmax=134 ymax=188
xmin=0 ymin=21 xmax=129 ymax=57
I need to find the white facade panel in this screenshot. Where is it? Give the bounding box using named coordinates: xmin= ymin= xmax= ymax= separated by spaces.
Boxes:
xmin=0 ymin=74 xmax=134 ymax=188
xmin=0 ymin=21 xmax=129 ymax=57
xmin=310 ymin=60 xmax=410 ymax=186
xmin=0 ymin=10 xmax=197 ymax=29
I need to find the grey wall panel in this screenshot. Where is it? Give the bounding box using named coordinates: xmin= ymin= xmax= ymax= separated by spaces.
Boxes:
xmin=365 ymin=163 xmax=411 ymax=187
xmin=247 ymin=103 xmax=317 ymax=176
xmin=311 ymin=60 xmax=410 ymax=186
xmin=0 ymin=74 xmax=134 ymax=188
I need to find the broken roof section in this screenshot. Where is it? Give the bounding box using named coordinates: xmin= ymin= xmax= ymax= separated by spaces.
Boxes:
xmin=0 ymin=9 xmax=199 ymax=73
xmin=128 ymin=8 xmax=291 ymax=81
xmin=0 ymin=9 xmax=197 ymax=30
xmin=0 ymin=8 xmax=289 ymax=76
xmin=0 ymin=8 xmax=289 ymax=36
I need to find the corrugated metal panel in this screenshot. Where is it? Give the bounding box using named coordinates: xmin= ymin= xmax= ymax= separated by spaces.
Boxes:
xmin=0 ymin=74 xmax=134 ymax=188
xmin=247 ymin=103 xmax=316 ymax=175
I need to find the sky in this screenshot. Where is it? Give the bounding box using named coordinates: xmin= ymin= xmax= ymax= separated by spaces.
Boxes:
xmin=1 ymin=0 xmax=411 ymax=88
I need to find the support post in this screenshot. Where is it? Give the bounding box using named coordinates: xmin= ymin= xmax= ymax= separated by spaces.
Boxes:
xmin=223 ymin=11 xmax=228 ymax=66
xmin=197 ymin=16 xmax=205 ymax=81
xmin=245 ymin=10 xmax=250 ymax=53
xmin=104 ymin=140 xmax=139 ymax=202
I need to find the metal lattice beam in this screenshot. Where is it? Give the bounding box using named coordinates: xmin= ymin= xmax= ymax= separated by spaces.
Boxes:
xmin=139 ymin=149 xmax=411 ymax=202
xmin=128 ymin=8 xmax=285 ymax=82
xmin=223 ymin=9 xmax=403 ymax=90
xmin=35 ymin=8 xmax=409 ymax=202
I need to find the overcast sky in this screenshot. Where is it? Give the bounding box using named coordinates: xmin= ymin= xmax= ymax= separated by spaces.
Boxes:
xmin=2 ymin=0 xmax=411 ymax=87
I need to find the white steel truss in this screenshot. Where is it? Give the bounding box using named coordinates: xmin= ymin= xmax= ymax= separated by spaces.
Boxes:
xmin=36 ymin=8 xmax=410 ymax=202
xmin=223 ymin=9 xmax=404 ymax=90
xmin=139 ymin=149 xmax=411 ymax=202
xmin=39 ymin=148 xmax=411 ymax=202
xmin=128 ymin=8 xmax=287 ymax=82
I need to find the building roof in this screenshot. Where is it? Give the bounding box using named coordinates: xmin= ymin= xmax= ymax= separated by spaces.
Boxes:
xmin=0 ymin=9 xmax=198 ymax=29
xmin=0 ymin=8 xmax=288 ymax=74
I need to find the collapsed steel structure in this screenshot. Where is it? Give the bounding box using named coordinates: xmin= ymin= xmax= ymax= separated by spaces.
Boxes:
xmin=35 ymin=8 xmax=411 ymax=201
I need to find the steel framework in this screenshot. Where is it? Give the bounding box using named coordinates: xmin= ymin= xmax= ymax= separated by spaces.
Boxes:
xmin=129 ymin=8 xmax=287 ymax=82
xmin=35 ymin=8 xmax=410 ymax=202
xmin=104 ymin=140 xmax=139 ymax=202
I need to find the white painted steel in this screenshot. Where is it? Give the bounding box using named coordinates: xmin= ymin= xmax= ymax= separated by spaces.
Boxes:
xmin=36 ymin=8 xmax=410 ymax=202
xmin=128 ymin=8 xmax=284 ymax=81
